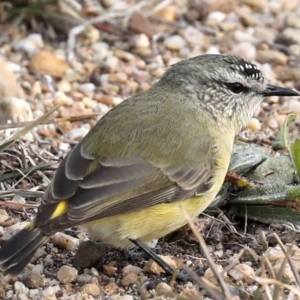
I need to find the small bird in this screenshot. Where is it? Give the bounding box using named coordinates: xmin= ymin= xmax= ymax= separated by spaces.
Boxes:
xmin=0 ymin=54 xmax=298 ymax=276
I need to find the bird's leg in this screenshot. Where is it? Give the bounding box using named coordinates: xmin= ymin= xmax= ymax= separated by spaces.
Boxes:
xmin=129 ymin=238 xmax=177 ymax=276
xmin=129 ymin=238 xmax=205 ymax=281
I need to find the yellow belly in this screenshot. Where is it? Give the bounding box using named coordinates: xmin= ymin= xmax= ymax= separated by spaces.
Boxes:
xmin=80 ymin=166 xmax=226 ymax=248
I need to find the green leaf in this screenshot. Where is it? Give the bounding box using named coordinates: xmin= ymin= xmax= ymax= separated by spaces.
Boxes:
xmin=272 ymin=114 xmax=297 ymax=151
xmin=290 ymin=139 xmax=300 ymax=180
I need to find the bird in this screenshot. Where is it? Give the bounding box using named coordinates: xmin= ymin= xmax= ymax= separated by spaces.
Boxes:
xmin=0 ymin=54 xmax=298 ymax=276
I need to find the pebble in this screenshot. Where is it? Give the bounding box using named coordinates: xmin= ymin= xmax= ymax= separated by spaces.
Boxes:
xmin=246 ymin=118 xmax=261 ymax=131
xmin=256 ymin=50 xmax=287 ymax=65
xmin=57 ymin=265 xmax=78 ymax=284
xmin=81 ymin=283 xmax=101 ymax=296
xmin=79 ymin=83 xmax=96 ymax=98
xmin=28 ymin=51 xmax=71 ymax=78
xmin=144 ymin=255 xmax=177 ymax=274
xmin=134 ymin=34 xmax=150 ymax=48
xmin=13 ymin=33 xmax=44 ymax=56
xmin=111 ymin=295 xmax=134 ymax=300
xmin=28 ymin=289 xmax=39 ymax=299
xmin=54 ymin=91 xmax=73 ymax=106
xmin=206 ymin=11 xmax=226 ymax=23
xmin=231 ymin=42 xmax=257 ymax=61
xmin=0 ymin=97 xmax=33 ymax=124
xmin=22 ymin=270 xmax=44 ymax=288
xmin=120 ymin=271 xmax=139 ymax=286
xmin=42 ymin=286 xmax=57 ymax=300
xmin=65 ymin=126 xmax=90 ymax=141
xmin=122 ymin=265 xmax=143 ymax=275
xmin=73 ymin=240 xmax=105 ymax=268
xmin=103 ymin=265 xmax=118 ymax=277
xmin=203 ymin=265 xmax=226 ymax=285
xmin=104 ymin=283 xmax=119 ymax=295
xmin=155 ymin=5 xmax=178 ymax=22
xmin=264 ymin=246 xmax=285 ymax=262
xmin=56 ymin=80 xmax=72 ymax=93
xmin=182 ymin=26 xmax=204 ymax=46
xmin=228 ymin=263 xmax=255 ymax=284
xmin=0 ymin=209 xmax=14 ymax=227
xmin=155 ymin=282 xmax=173 ymax=295
xmin=52 ymin=232 xmax=79 ymax=251
xmin=14 ymin=281 xmax=29 ymax=295
xmin=179 ymin=282 xmax=198 ymax=298
xmin=275 ymin=27 xmax=300 ymax=45
xmin=284 ymin=12 xmax=300 ymax=29
xmin=164 ymin=35 xmax=187 ymax=51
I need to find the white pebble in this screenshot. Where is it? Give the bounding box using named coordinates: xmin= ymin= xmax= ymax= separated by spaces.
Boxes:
xmin=164 ymin=35 xmax=187 ymax=51
xmin=79 ymin=83 xmax=96 ymax=98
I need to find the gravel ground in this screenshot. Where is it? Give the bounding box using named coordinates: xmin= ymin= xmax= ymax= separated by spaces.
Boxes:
xmin=0 ymin=0 xmax=300 ymax=299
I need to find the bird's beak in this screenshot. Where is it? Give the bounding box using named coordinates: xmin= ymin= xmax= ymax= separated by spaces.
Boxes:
xmin=260 ymin=84 xmax=300 ymax=97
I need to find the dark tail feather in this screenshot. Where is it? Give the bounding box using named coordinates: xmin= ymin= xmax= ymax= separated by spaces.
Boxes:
xmin=0 ymin=224 xmax=48 ymax=275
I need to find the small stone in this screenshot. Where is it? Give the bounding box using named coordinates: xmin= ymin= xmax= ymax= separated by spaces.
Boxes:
xmin=65 ymin=127 xmax=90 ymax=141
xmin=111 ymin=296 xmax=134 ymax=300
xmin=229 ymin=263 xmax=255 ymax=284
xmin=164 ymin=35 xmax=187 ymax=51
xmin=275 ymin=28 xmax=300 ymax=46
xmin=81 ymin=283 xmax=101 ymax=296
xmin=155 ymin=282 xmax=173 ymax=295
xmin=22 ymin=270 xmax=44 ymax=288
xmin=244 ymin=0 xmax=267 ymax=10
xmin=144 ymin=255 xmax=177 ymax=274
xmin=13 ymin=33 xmax=44 ymax=56
xmin=52 ymin=232 xmax=79 ymax=251
xmin=14 ymin=281 xmax=29 ymax=295
xmin=179 ymin=282 xmax=198 ymax=298
xmin=57 ymin=80 xmax=72 ymax=92
xmin=264 ymin=246 xmax=285 ymax=262
xmin=28 ymin=51 xmax=70 ymax=78
xmin=265 ymin=116 xmax=278 ymax=129
xmin=77 ymin=274 xmax=92 ymax=284
xmin=154 ymin=5 xmax=178 ymax=22
xmin=282 ymin=99 xmax=300 ymax=114
xmin=246 ymin=118 xmax=261 ymax=131
xmin=184 ymin=0 xmax=210 ymax=22
xmin=54 ymin=91 xmax=73 ymax=106
xmin=0 ymin=56 xmax=25 ymax=99
xmin=0 ymin=209 xmax=14 ymax=227
xmin=82 ymin=97 xmax=96 ymax=109
xmin=122 ymin=265 xmax=143 ymax=275
xmin=103 ymin=265 xmax=118 ymax=276
xmin=256 ymin=50 xmax=288 ymax=65
xmin=231 ymin=42 xmax=257 ymax=61
xmin=104 ymin=283 xmax=119 ymax=295
xmin=17 ymin=294 xmax=29 ymax=300
xmin=134 ymin=34 xmax=150 ymax=48
xmin=79 ymin=83 xmax=96 ymax=98
xmin=28 ymin=289 xmax=39 ymax=299
xmin=120 ymin=272 xmax=139 ymax=286
xmin=284 ymin=12 xmax=300 ymax=29
xmin=42 ymin=286 xmax=56 ymax=300
xmin=57 ymin=266 xmax=78 ymax=284
xmin=203 ymin=265 xmax=226 ymax=285
xmin=73 ymin=240 xmax=106 ymax=268
xmin=128 ymin=12 xmax=156 ymax=38
xmin=0 ymin=97 xmax=33 ymax=124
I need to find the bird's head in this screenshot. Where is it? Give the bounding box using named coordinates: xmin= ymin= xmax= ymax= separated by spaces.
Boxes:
xmin=160 ymin=54 xmax=299 ymax=133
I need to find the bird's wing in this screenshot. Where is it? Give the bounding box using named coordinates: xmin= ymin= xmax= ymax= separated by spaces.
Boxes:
xmin=36 ymin=141 xmax=214 ymax=231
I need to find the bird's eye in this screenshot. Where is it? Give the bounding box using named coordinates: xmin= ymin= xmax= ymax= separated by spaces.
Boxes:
xmin=226 ymin=82 xmax=245 ymax=94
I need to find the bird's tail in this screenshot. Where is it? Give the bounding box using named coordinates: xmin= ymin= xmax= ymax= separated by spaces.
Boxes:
xmin=0 ymin=223 xmax=48 ymax=275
